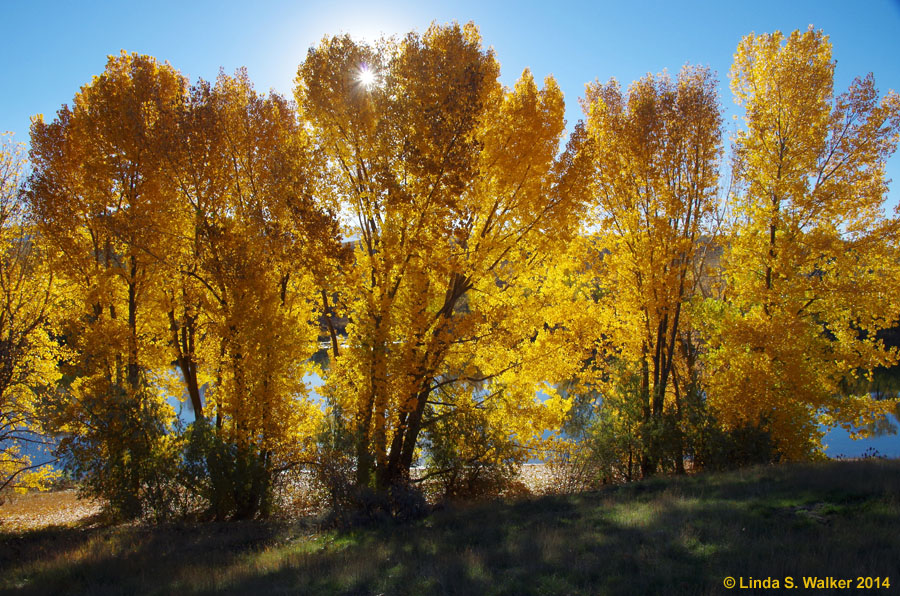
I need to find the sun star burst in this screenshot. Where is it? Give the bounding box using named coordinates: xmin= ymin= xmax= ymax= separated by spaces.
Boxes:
xmin=357 ymin=65 xmax=376 ymax=90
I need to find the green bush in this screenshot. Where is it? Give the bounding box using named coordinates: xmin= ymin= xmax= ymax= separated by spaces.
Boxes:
xmin=54 ymin=384 xmax=185 ymax=521
xmin=693 ymin=420 xmax=780 ymax=471
xmin=311 ymin=406 xmax=429 ymax=527
xmin=180 ymin=420 xmax=275 ymax=520
xmin=423 ymin=397 xmax=523 ymax=501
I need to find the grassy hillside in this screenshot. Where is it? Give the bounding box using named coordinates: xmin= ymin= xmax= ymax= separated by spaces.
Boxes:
xmin=2 ymin=460 xmax=898 ymax=595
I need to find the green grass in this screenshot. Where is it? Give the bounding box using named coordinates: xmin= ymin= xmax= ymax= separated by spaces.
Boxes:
xmin=2 ymin=460 xmax=899 ymax=595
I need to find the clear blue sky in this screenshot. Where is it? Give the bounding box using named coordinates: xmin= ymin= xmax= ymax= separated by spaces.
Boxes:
xmin=3 ymin=0 xmax=900 ymax=205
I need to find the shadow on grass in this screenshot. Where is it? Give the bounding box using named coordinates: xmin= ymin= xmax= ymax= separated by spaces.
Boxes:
xmin=0 ymin=518 xmax=292 ymax=595
xmin=2 ymin=460 xmax=899 ymax=595
xmin=215 ymin=460 xmax=900 ymax=595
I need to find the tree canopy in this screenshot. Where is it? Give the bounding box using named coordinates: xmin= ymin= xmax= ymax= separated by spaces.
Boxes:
xmin=7 ymin=23 xmax=900 ymax=517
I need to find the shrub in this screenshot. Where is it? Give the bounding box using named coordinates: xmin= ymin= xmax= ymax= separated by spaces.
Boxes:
xmin=693 ymin=420 xmax=780 ymax=471
xmin=422 ymin=398 xmax=524 ymax=501
xmin=179 ymin=420 xmax=276 ymax=521
xmin=54 ymin=383 xmax=185 ymax=521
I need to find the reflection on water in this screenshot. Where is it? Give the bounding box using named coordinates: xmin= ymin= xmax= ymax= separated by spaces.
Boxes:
xmin=828 ymin=372 xmax=900 ymax=458
xmin=824 ymin=412 xmax=900 ymax=459
xmin=164 ymin=373 xmax=900 ymax=459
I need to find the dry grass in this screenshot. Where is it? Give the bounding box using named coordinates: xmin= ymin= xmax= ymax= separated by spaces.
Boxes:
xmin=0 ymin=465 xmax=553 ymax=534
xmin=0 ymin=490 xmax=102 ymax=532
xmin=514 ymin=463 xmax=556 ymax=494
xmin=1 ymin=461 xmax=898 ymax=595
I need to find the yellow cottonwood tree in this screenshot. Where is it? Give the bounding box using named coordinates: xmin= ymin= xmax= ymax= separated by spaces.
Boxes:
xmin=0 ymin=134 xmax=61 ymax=497
xmin=28 ymin=53 xmax=186 ymax=517
xmin=30 ymin=55 xmax=338 ymax=519
xmin=577 ymin=66 xmax=723 ymax=475
xmin=164 ymin=70 xmax=336 ymax=517
xmin=297 ymin=22 xmax=585 ymax=493
xmin=702 ymin=28 xmax=900 ymax=458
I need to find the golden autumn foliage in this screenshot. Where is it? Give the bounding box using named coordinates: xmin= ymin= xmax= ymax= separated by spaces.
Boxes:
xmin=0 ymin=134 xmax=61 ymax=497
xmin=8 ymin=23 xmax=900 ymax=519
xmin=701 ymin=28 xmax=900 ymax=459
xmin=27 ymin=53 xmax=191 ymax=517
xmin=548 ymin=30 xmax=899 ymax=476
xmin=27 ymin=54 xmax=338 ymax=518
xmin=297 ymin=23 xmax=586 ymax=491
xmin=163 ymin=70 xmax=338 ymax=517
xmin=563 ymin=65 xmax=724 ymax=474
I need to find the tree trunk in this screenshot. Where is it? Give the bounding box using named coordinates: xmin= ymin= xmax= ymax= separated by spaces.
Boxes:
xmin=639 ymin=349 xmax=656 ymax=477
xmin=672 ymin=370 xmax=686 ymax=475
xmin=169 ymin=308 xmax=203 ymax=420
xmin=127 ymin=256 xmax=140 ymax=392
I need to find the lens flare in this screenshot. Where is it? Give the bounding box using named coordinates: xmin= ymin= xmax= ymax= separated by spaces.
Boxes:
xmin=357 ymin=65 xmax=376 ymax=90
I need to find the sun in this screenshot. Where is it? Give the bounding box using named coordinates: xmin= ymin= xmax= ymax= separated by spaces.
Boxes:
xmin=357 ymin=65 xmax=377 ymax=90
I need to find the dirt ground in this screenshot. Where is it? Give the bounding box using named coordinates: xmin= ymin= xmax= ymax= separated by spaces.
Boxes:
xmin=0 ymin=464 xmax=557 ymax=532
xmin=0 ymin=490 xmax=103 ymax=532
